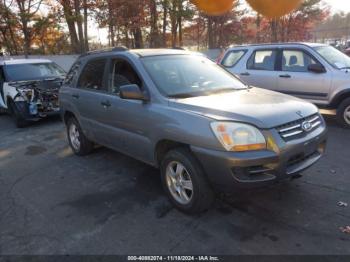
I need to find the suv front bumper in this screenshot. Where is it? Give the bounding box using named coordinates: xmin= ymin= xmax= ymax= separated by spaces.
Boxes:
xmin=191 ymin=124 xmax=327 ymax=192
xmin=13 ymin=101 xmax=60 ymax=121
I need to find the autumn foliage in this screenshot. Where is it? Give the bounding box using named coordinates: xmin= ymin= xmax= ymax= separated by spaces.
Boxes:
xmin=0 ymin=0 xmax=328 ymax=55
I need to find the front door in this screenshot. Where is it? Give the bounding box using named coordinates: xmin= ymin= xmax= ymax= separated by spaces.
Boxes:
xmin=277 ymin=49 xmax=331 ymax=101
xmin=92 ymin=57 xmax=154 ymax=164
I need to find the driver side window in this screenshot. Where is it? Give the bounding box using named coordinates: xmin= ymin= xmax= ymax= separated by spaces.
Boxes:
xmin=282 ymin=50 xmax=318 ymax=72
xmin=110 ymin=59 xmax=142 ymax=94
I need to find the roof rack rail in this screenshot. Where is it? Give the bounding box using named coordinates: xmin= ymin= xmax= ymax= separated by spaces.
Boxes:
xmin=171 ymin=47 xmax=186 ymax=50
xmin=112 ymin=46 xmax=128 ymax=52
xmin=79 ymin=46 xmax=129 ymax=57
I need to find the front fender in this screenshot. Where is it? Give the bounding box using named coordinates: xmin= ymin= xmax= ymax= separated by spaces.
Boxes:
xmin=3 ymin=83 xmax=24 ymax=107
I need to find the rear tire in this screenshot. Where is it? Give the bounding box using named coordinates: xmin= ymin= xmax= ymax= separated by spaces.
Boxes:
xmin=160 ymin=148 xmax=215 ymax=214
xmin=66 ymin=117 xmax=94 ymax=156
xmin=336 ymin=97 xmax=350 ymax=129
xmin=8 ymin=101 xmax=28 ymax=128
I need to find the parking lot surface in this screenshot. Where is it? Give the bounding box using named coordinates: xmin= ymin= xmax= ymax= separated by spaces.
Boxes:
xmin=0 ymin=114 xmax=349 ymax=255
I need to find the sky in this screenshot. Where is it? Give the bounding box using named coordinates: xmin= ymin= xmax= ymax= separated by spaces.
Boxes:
xmin=88 ymin=0 xmax=350 ymax=44
xmin=324 ymin=0 xmax=350 ymax=13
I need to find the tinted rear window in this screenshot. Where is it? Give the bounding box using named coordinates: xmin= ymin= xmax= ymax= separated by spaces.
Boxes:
xmin=247 ymin=50 xmax=277 ymax=71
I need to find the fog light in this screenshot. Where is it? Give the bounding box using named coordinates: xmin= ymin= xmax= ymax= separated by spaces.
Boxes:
xmin=318 ymin=141 xmax=326 ymax=154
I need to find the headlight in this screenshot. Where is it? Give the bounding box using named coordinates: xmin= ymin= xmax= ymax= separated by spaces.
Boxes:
xmin=210 ymin=122 xmax=266 ymax=152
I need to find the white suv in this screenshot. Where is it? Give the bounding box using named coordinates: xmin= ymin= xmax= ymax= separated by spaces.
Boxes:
xmin=219 ymin=43 xmax=350 ymax=128
xmin=0 ymin=59 xmax=65 ymax=127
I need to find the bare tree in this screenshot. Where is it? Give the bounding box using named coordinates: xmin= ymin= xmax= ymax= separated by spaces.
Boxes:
xmin=83 ymin=0 xmax=89 ymax=51
xmin=15 ymin=0 xmax=43 ymax=57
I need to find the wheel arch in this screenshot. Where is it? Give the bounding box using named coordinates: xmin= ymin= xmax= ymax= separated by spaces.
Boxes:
xmin=63 ymin=110 xmax=77 ymax=125
xmin=154 ymin=139 xmax=190 ymax=168
xmin=330 ymin=89 xmax=350 ymax=108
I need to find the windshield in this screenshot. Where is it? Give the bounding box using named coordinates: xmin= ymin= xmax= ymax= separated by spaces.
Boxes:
xmin=313 ymin=46 xmax=350 ymax=69
xmin=142 ymin=55 xmax=247 ymax=98
xmin=5 ymin=62 xmax=66 ymax=82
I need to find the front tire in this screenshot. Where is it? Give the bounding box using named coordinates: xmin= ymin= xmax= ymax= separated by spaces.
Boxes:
xmin=336 ymin=97 xmax=350 ymax=129
xmin=160 ymin=148 xmax=214 ymax=214
xmin=66 ymin=117 xmax=93 ymax=156
xmin=8 ymin=101 xmax=27 ymax=128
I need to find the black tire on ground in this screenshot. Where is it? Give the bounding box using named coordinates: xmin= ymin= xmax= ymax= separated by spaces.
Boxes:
xmin=160 ymin=148 xmax=215 ymax=214
xmin=8 ymin=101 xmax=28 ymax=128
xmin=336 ymin=97 xmax=350 ymax=129
xmin=66 ymin=117 xmax=94 ymax=156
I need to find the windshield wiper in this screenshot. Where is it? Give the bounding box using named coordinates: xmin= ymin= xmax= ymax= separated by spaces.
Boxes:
xmin=168 ymin=92 xmax=199 ymax=98
xmin=339 ymin=67 xmax=350 ymax=70
xmin=204 ymin=88 xmax=238 ymax=95
xmin=168 ymin=88 xmax=240 ymax=98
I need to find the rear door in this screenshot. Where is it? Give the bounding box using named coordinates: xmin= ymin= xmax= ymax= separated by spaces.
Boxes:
xmin=74 ymin=58 xmax=110 ymax=142
xmin=276 ymin=48 xmax=331 ymax=101
xmin=239 ymin=48 xmax=279 ymax=91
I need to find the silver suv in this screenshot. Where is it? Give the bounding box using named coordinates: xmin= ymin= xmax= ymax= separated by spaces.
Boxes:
xmin=219 ymin=43 xmax=350 ymax=128
xmin=59 ymin=48 xmax=327 ymax=214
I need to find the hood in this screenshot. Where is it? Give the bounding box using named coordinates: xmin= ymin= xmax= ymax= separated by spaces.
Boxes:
xmin=9 ymin=78 xmax=64 ymax=92
xmin=169 ymin=87 xmax=318 ymax=129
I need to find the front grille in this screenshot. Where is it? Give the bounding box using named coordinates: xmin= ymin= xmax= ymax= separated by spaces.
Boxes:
xmin=276 ymin=114 xmax=322 ymax=141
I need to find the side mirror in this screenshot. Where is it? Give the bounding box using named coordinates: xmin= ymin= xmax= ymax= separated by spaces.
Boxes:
xmin=119 ymin=84 xmax=148 ymax=101
xmin=308 ymin=64 xmax=326 ymax=73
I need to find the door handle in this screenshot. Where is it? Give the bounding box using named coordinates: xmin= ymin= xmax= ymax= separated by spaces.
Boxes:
xmin=101 ymin=100 xmax=111 ymax=108
xmin=72 ymin=94 xmax=80 ymax=99
xmin=240 ymin=72 xmax=250 ymax=76
xmin=279 ymin=74 xmax=291 ymax=78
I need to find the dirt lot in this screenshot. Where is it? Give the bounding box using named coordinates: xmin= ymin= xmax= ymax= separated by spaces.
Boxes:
xmin=0 ymin=114 xmax=349 ymax=255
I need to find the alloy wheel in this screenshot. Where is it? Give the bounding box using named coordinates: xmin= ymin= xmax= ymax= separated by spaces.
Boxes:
xmin=344 ymin=105 xmax=350 ymax=125
xmin=69 ymin=123 xmax=81 ymax=151
xmin=165 ymin=161 xmax=194 ymax=205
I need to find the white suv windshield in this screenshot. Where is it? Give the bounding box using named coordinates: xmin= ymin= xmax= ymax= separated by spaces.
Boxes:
xmin=5 ymin=62 xmax=66 ymax=82
xmin=314 ymin=46 xmax=350 ymax=69
xmin=142 ymin=55 xmax=247 ymax=98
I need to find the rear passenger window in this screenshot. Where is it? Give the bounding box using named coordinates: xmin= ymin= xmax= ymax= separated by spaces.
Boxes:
xmin=247 ymin=50 xmax=277 ymax=71
xmin=78 ymin=59 xmax=107 ymax=90
xmin=222 ymin=50 xmax=246 ymax=67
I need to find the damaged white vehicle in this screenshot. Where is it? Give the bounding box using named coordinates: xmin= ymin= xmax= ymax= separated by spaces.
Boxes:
xmin=0 ymin=59 xmax=65 ymax=127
